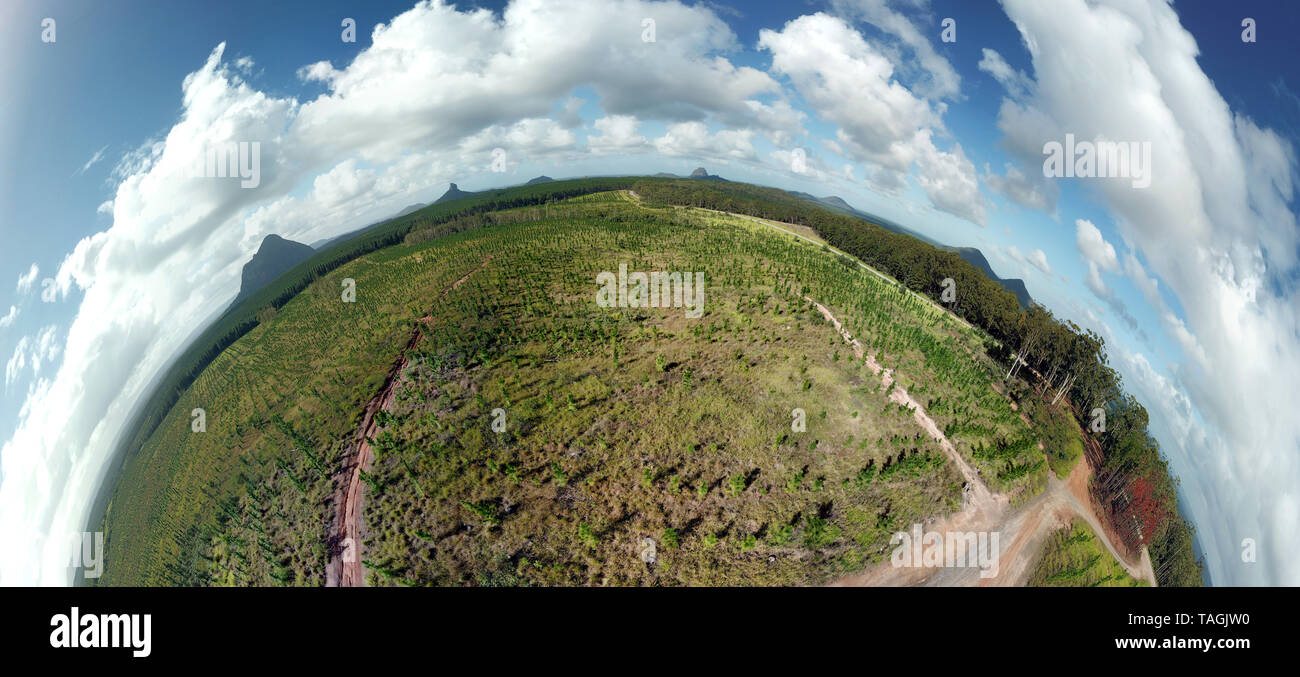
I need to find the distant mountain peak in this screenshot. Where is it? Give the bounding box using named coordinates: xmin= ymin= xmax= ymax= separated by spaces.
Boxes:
xmin=944 ymin=246 xmax=1033 ymax=309
xmin=232 ymin=234 xmax=315 ymax=307
xmin=525 ymin=175 xmax=555 ymax=184
xmin=688 ymin=167 xmax=727 ymax=181
xmin=819 ymin=195 xmax=852 ymax=210
xmin=435 ymin=182 xmax=476 ymax=204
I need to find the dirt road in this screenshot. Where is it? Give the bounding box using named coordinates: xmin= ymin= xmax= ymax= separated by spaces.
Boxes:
xmin=806 ymin=298 xmax=1155 ymax=587
xmin=324 ymin=256 xmax=492 ymax=587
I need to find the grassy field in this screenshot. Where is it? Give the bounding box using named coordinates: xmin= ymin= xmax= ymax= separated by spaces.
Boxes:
xmin=99 ymin=190 xmax=1047 ymax=586
xmin=1028 ymin=519 xmax=1148 ymax=587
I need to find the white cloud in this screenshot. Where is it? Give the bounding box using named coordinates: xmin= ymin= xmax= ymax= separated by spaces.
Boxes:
xmin=556 ymin=97 xmax=586 ymax=129
xmin=1026 ymin=248 xmax=1052 ymax=275
xmin=758 ymin=13 xmax=986 ymax=225
xmin=0 ymin=305 xmax=17 ymax=329
xmin=867 ymin=166 xmax=908 ymax=196
xmin=653 ymin=121 xmax=757 ymax=162
xmin=5 ymin=325 xmax=60 ymax=386
xmin=463 ymin=118 xmax=577 ymax=155
xmin=16 ymin=264 xmax=39 ymax=294
xmin=977 ymin=48 xmax=1032 ymax=100
xmin=587 ymin=115 xmax=649 ymax=154
xmin=913 ymin=137 xmax=985 ymax=226
xmin=73 ymin=145 xmax=108 ymax=177
xmin=832 ymin=0 xmax=962 ymax=99
xmin=1075 ymin=219 xmax=1138 ymax=331
xmin=985 ymin=162 xmax=1057 ymax=212
xmin=1006 ymin=245 xmax=1051 ymax=277
xmin=289 ymin=0 xmax=785 ymax=165
xmin=1075 ymin=219 xmax=1119 ymax=273
xmin=1075 ymin=218 xmax=1119 ymax=297
xmin=310 ymin=159 xmax=377 ymax=207
xmin=742 ymin=99 xmax=807 ymax=147
xmin=769 ymin=146 xmax=838 ymax=181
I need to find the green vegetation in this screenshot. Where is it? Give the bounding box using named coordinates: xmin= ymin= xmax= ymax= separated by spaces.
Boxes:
xmin=98 ymin=188 xmax=1046 ymax=586
xmin=1028 ymin=520 xmax=1147 ymax=587
xmin=96 ymin=176 xmax=1198 ymax=587
xmin=634 ymin=179 xmax=1201 ymax=584
xmin=1021 ymin=391 xmax=1084 ymax=478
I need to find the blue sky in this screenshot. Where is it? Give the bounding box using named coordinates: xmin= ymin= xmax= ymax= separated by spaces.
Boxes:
xmin=1 ymin=0 xmax=1297 ymax=586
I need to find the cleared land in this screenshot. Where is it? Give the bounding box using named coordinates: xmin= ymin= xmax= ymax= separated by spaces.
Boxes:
xmin=100 ymin=189 xmax=1118 ymax=586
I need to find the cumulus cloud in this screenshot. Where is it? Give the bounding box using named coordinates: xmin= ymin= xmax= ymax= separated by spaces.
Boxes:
xmin=997 ymin=0 xmax=1300 ymax=584
xmin=289 ymin=0 xmax=786 ymax=165
xmin=309 ymin=159 xmax=377 ymax=207
xmin=458 ymin=117 xmax=578 ymax=170
xmin=913 ymin=137 xmax=985 ymax=226
xmin=1026 ymin=248 xmax=1052 ymax=275
xmin=587 ymin=115 xmax=649 ymax=154
xmin=0 ymin=305 xmax=17 ymax=329
xmin=831 ymin=0 xmax=962 ymax=100
xmin=759 ymin=13 xmax=986 ymax=225
xmin=653 ymin=121 xmax=757 ymax=162
xmin=1075 ymin=219 xmax=1119 ymax=273
xmin=768 ymin=146 xmax=841 ymax=182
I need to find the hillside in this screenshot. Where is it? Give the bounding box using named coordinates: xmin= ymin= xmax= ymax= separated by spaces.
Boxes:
xmin=231 ymin=234 xmax=315 ymax=307
xmin=784 ymin=192 xmax=1031 ymax=308
xmin=786 ymin=191 xmax=941 ymax=247
xmin=93 ymin=176 xmax=1199 ymax=588
xmin=393 ymin=202 xmax=427 ymax=218
xmin=98 ymin=189 xmax=1049 ymax=586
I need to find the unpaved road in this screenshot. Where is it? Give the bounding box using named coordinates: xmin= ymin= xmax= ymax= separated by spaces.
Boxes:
xmin=806 ymin=298 xmax=1155 ymax=587
xmin=325 ymin=256 xmax=492 ymax=587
